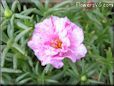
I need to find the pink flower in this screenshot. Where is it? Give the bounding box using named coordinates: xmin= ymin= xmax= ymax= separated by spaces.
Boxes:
xmin=28 ymin=16 xmax=87 ymax=69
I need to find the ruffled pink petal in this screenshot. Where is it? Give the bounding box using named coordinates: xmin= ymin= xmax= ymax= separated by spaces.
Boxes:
xmin=63 ymin=44 xmax=87 ymax=62
xmin=41 ymin=56 xmax=51 ymax=66
xmin=71 ymin=25 xmax=84 ymax=45
xmin=63 ymin=50 xmax=77 ymax=62
xmin=75 ymin=44 xmax=87 ymax=58
xmin=51 ymin=59 xmax=64 ymax=69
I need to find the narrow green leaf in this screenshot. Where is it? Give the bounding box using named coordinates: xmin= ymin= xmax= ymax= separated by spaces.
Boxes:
xmin=23 ymin=5 xmax=27 ymax=10
xmin=86 ymin=12 xmax=102 ymax=29
xmin=88 ymin=79 xmax=104 ymax=84
xmin=53 ymin=0 xmax=71 ymax=8
xmin=20 ymin=8 xmax=36 ymax=16
xmin=5 ymin=53 xmax=13 ymax=61
xmin=12 ymin=43 xmax=25 ymax=55
xmin=9 ymin=15 xmax=14 ymax=38
xmin=68 ymin=61 xmax=79 ymax=76
xmin=1 ymin=47 xmax=9 ymax=67
xmin=108 ymin=69 xmax=113 ymax=84
xmin=86 ymin=63 xmax=97 ymax=73
xmin=15 ymin=27 xmax=32 ymax=42
xmin=17 ymin=2 xmax=21 ymax=12
xmin=33 ymin=9 xmax=44 ymax=16
xmin=16 ymin=72 xmax=30 ymax=82
xmin=67 ymin=69 xmax=78 ymax=78
xmin=20 ymin=37 xmax=27 ymax=48
xmin=15 ymin=14 xmax=32 ymax=20
xmin=87 ymin=69 xmax=96 ymax=76
xmin=35 ymin=62 xmax=39 ymax=75
xmin=51 ymin=71 xmax=65 ymax=80
xmin=0 ymin=3 xmax=4 ymax=16
xmin=0 ymin=45 xmax=6 ymax=52
xmin=98 ymin=69 xmax=104 ymax=81
xmin=45 ymin=0 xmax=50 ymax=9
xmin=18 ymin=78 xmax=31 ymax=84
xmin=31 ymin=0 xmax=44 ymax=11
xmin=0 ymin=30 xmax=8 ymax=43
xmin=93 ymin=8 xmax=104 ymax=18
xmin=1 ymin=68 xmax=22 ymax=73
xmin=7 ymin=24 xmax=12 ymax=38
xmin=0 ymin=77 xmax=5 ymax=84
xmin=13 ymin=55 xmax=17 ymax=69
xmin=0 ymin=19 xmax=9 ymax=30
xmin=16 ymin=21 xmax=29 ymax=30
xmin=27 ymin=56 xmax=33 ymax=68
xmin=36 ymin=15 xmax=40 ymax=22
xmin=106 ymin=47 xmax=113 ymax=61
xmin=45 ymin=79 xmax=59 ymax=83
xmin=11 ymin=0 xmax=19 ymax=12
xmin=1 ymin=0 xmax=9 ymax=8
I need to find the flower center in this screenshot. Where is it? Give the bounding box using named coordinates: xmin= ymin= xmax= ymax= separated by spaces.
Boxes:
xmin=50 ymin=38 xmax=62 ymax=49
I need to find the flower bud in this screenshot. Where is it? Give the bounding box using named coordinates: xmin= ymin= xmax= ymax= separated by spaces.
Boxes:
xmin=81 ymin=75 xmax=87 ymax=82
xmin=4 ymin=8 xmax=12 ymax=18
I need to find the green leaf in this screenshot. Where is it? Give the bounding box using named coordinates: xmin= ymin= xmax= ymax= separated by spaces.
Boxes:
xmin=35 ymin=62 xmax=39 ymax=75
xmin=9 ymin=15 xmax=15 ymax=38
xmin=93 ymin=8 xmax=104 ymax=19
xmin=27 ymin=56 xmax=33 ymax=68
xmin=1 ymin=0 xmax=9 ymax=9
xmin=67 ymin=69 xmax=78 ymax=78
xmin=15 ymin=27 xmax=32 ymax=42
xmin=45 ymin=79 xmax=59 ymax=83
xmin=53 ymin=0 xmax=71 ymax=8
xmin=23 ymin=5 xmax=27 ymax=10
xmin=0 ymin=3 xmax=4 ymax=16
xmin=11 ymin=0 xmax=20 ymax=12
xmin=33 ymin=9 xmax=43 ymax=16
xmin=86 ymin=12 xmax=103 ymax=30
xmin=86 ymin=63 xmax=97 ymax=73
xmin=0 ymin=30 xmax=8 ymax=43
xmin=1 ymin=68 xmax=22 ymax=73
xmin=0 ymin=77 xmax=5 ymax=84
xmin=20 ymin=8 xmax=36 ymax=16
xmin=98 ymin=68 xmax=104 ymax=81
xmin=31 ymin=0 xmax=44 ymax=11
xmin=1 ymin=46 xmax=9 ymax=67
xmin=44 ymin=0 xmax=50 ymax=9
xmin=106 ymin=47 xmax=113 ymax=61
xmin=108 ymin=69 xmax=114 ymax=84
xmin=87 ymin=69 xmax=96 ymax=76
xmin=18 ymin=78 xmax=31 ymax=84
xmin=7 ymin=24 xmax=12 ymax=38
xmin=15 ymin=14 xmax=32 ymax=20
xmin=16 ymin=72 xmax=30 ymax=82
xmin=0 ymin=19 xmax=9 ymax=30
xmin=13 ymin=55 xmax=17 ymax=69
xmin=68 ymin=61 xmax=79 ymax=76
xmin=88 ymin=79 xmax=104 ymax=84
xmin=16 ymin=21 xmax=29 ymax=30
xmin=12 ymin=43 xmax=26 ymax=55
xmin=50 ymin=71 xmax=64 ymax=80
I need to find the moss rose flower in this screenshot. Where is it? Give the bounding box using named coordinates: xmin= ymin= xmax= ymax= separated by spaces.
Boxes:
xmin=28 ymin=16 xmax=87 ymax=69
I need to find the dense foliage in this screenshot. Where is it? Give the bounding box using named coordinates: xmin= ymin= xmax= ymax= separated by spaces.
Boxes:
xmin=0 ymin=0 xmax=114 ymax=85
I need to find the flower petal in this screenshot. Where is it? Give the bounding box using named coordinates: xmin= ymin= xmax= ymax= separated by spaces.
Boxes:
xmin=72 ymin=25 xmax=84 ymax=45
xmin=51 ymin=59 xmax=64 ymax=69
xmin=75 ymin=44 xmax=87 ymax=59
